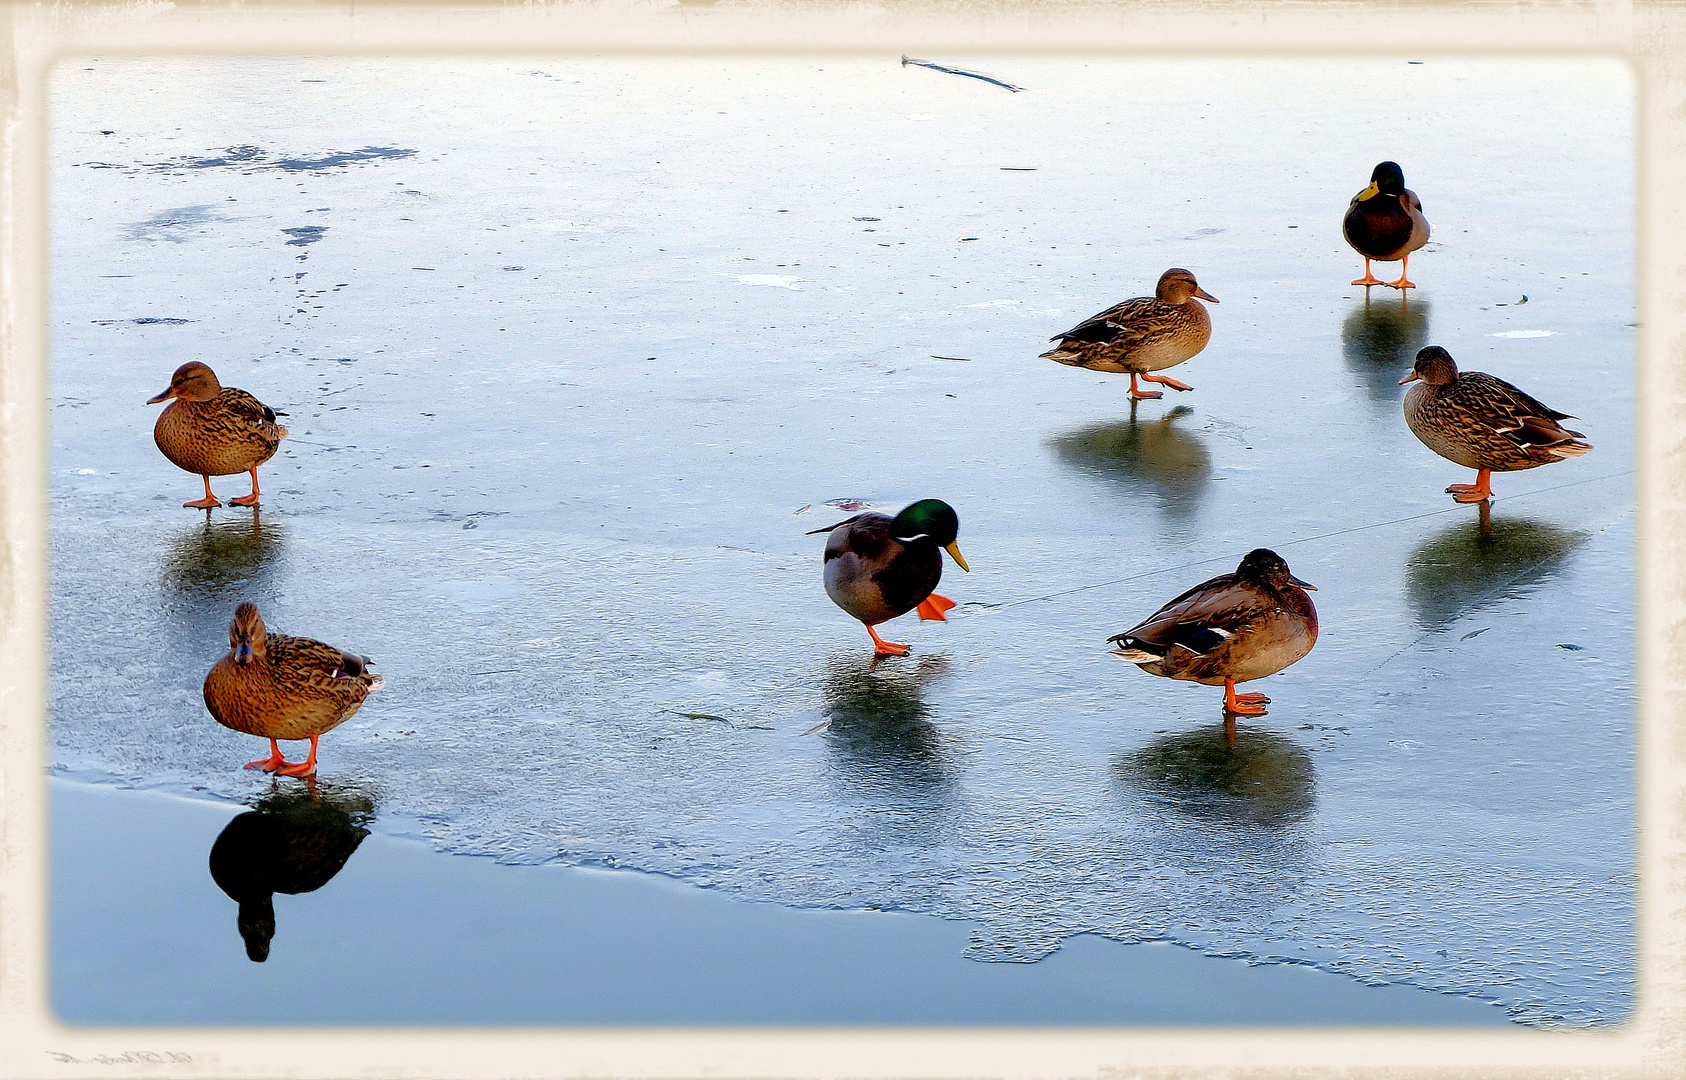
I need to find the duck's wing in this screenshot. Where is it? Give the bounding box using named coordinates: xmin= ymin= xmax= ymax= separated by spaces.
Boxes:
xmin=1458 ymin=373 xmax=1587 ymax=445
xmin=1049 ymin=296 xmax=1159 ymax=347
xmin=1107 ymin=571 xmax=1266 ymax=658
xmin=266 ymin=634 xmax=378 ymax=687
xmin=218 ymin=388 xmax=289 ymax=438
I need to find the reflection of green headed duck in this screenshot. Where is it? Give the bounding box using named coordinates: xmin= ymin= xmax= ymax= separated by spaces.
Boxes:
xmin=809 ymin=499 xmax=969 ymax=656
xmin=1109 ymin=549 xmax=1318 ymax=717
xmin=1344 ymin=161 xmax=1430 ymax=289
xmin=1401 ymin=346 xmax=1592 ymax=503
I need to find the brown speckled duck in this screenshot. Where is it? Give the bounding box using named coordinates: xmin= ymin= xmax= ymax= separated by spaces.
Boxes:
xmin=203 ymin=602 xmax=383 ymax=777
xmin=1041 ymin=268 xmax=1218 ymax=400
xmin=808 ymin=499 xmax=969 ymax=656
xmin=1344 ymin=161 xmax=1430 ymax=289
xmin=1108 ymin=549 xmax=1318 ymax=717
xmin=148 ymin=362 xmax=288 ymax=508
xmin=1401 ymin=346 xmax=1592 ymax=502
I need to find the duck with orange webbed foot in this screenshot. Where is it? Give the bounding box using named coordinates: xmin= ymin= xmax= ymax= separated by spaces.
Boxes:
xmin=148 ymin=362 xmax=288 ymax=509
xmin=809 ymin=499 xmax=970 ymax=656
xmin=1040 ymin=269 xmax=1218 ymax=401
xmin=203 ymin=602 xmax=383 ymax=777
xmin=1108 ymin=549 xmax=1318 ymax=718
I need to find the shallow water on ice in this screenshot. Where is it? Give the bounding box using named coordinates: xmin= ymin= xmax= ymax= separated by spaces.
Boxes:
xmin=48 ymin=56 xmax=1635 ymax=1025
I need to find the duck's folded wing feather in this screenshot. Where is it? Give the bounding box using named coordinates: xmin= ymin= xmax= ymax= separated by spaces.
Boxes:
xmin=1463 ymin=374 xmax=1584 ymax=443
xmin=1050 ymin=297 xmax=1156 ymax=346
xmin=220 ymin=388 xmax=281 ymax=426
xmin=1107 ymin=575 xmax=1264 ymax=656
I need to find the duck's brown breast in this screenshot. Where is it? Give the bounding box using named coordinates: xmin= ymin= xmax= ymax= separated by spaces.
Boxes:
xmin=154 ymin=395 xmax=284 ymax=477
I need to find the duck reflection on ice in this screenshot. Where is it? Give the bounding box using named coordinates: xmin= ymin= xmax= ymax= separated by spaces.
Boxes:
xmin=1115 ymin=724 xmax=1316 ymax=828
xmin=816 ymin=653 xmax=958 ymax=817
xmin=1405 ymin=503 xmax=1589 ymax=631
xmin=160 ymin=509 xmax=286 ymax=598
xmin=207 ymin=779 xmax=374 ymax=962
xmin=1048 ymin=404 xmax=1212 ymax=527
xmin=1340 ymin=292 xmax=1430 ymax=409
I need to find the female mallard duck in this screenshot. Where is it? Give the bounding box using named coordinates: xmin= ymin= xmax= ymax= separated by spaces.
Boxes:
xmin=203 ymin=602 xmax=383 ymax=777
xmin=808 ymin=499 xmax=970 ymax=656
xmin=148 ymin=362 xmax=288 ymax=508
xmin=1108 ymin=549 xmax=1317 ymax=717
xmin=1040 ymin=268 xmax=1218 ymax=400
xmin=1344 ymin=161 xmax=1430 ymax=289
xmin=1400 ymin=346 xmax=1592 ymax=503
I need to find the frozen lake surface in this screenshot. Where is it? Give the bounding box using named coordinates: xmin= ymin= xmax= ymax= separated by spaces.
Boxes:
xmin=48 ymin=56 xmax=1634 ymax=1026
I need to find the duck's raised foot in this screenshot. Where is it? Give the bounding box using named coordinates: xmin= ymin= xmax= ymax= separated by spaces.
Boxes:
xmin=916 ymin=593 xmax=957 ymax=622
xmin=1141 ymin=374 xmax=1194 ymax=393
xmin=1232 ymin=692 xmax=1270 ymax=705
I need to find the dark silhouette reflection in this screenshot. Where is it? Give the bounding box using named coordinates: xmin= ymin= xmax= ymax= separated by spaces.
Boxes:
xmin=1341 ymin=292 xmax=1430 ymax=408
xmin=161 ymin=510 xmax=286 ymax=598
xmin=1405 ymin=507 xmax=1589 ymax=631
xmin=1048 ymin=404 xmax=1212 ymax=528
xmin=1115 ymin=723 xmax=1316 ymax=827
xmin=208 ymin=779 xmax=375 ymax=962
xmin=816 ymin=654 xmax=959 ymax=844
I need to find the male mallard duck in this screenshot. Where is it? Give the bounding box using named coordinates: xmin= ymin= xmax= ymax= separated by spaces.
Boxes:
xmin=808 ymin=499 xmax=970 ymax=656
xmin=1107 ymin=549 xmax=1318 ymax=717
xmin=202 ymin=602 xmax=383 ymax=777
xmin=1344 ymin=161 xmax=1430 ymax=289
xmin=1041 ymin=268 xmax=1218 ymax=400
xmin=1400 ymin=346 xmax=1592 ymax=502
xmin=148 ymin=362 xmax=288 ymax=508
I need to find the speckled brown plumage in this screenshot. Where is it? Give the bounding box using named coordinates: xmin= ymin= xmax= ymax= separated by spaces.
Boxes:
xmin=1108 ymin=549 xmax=1318 ymax=717
xmin=1401 ymin=346 xmax=1591 ymax=501
xmin=203 ymin=602 xmax=382 ymax=776
xmin=149 ymin=362 xmax=288 ymax=508
xmin=1041 ymin=269 xmax=1217 ymax=399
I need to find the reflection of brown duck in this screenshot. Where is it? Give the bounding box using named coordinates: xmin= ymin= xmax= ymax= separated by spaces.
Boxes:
xmin=202 ymin=602 xmax=383 ymax=777
xmin=208 ymin=783 xmax=372 ymax=962
xmin=1405 ymin=507 xmax=1589 ymax=631
xmin=1115 ymin=723 xmax=1316 ymax=826
xmin=1049 ymin=405 xmax=1212 ymax=519
xmin=1108 ymin=549 xmax=1318 ymax=718
xmin=1040 ymin=269 xmax=1218 ymax=400
xmin=147 ymin=362 xmax=288 ymax=509
xmin=1401 ymin=347 xmax=1592 ymax=502
xmin=161 ymin=511 xmax=285 ymax=597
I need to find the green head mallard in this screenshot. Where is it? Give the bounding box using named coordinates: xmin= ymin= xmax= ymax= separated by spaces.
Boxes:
xmin=809 ymin=499 xmax=969 ymax=656
xmin=1344 ymin=161 xmax=1430 ymax=290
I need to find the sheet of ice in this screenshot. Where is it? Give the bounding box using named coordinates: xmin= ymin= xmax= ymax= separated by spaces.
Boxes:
xmin=48 ymin=56 xmax=1635 ymax=1026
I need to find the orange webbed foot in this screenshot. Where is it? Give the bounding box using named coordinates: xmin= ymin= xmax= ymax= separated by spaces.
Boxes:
xmin=184 ymin=496 xmax=222 ymax=509
xmin=866 ymin=625 xmax=911 ymax=656
xmin=243 ymin=741 xmax=288 ymax=772
xmin=274 ymin=760 xmax=317 ymax=778
xmin=1385 ymin=278 xmax=1416 ymax=290
xmin=1224 ymin=701 xmax=1269 ymax=717
xmin=230 ymin=493 xmax=260 ymax=506
xmin=1141 ymin=374 xmax=1194 ymax=392
xmin=1130 ymin=389 xmax=1163 ymax=400
xmin=916 ymin=593 xmax=957 ymax=621
xmin=1222 ymin=680 xmax=1268 ymax=716
xmin=1232 ymin=692 xmax=1270 ymax=705
xmin=1351 ymin=276 xmax=1383 ymax=287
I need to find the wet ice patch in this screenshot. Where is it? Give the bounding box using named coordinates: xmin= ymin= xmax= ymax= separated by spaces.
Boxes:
xmin=282 ymin=226 xmax=329 ymax=246
xmin=434 ymin=579 xmax=523 ymax=613
xmin=733 ymin=274 xmax=803 ymax=289
xmin=1490 ymin=330 xmax=1555 ymax=338
xmin=121 ymin=204 xmax=224 ymax=243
